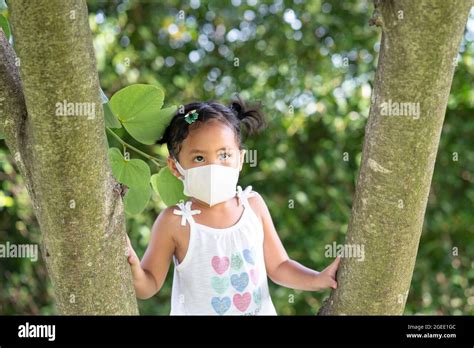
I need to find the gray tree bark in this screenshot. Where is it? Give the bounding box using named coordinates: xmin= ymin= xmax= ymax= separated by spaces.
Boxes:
xmin=0 ymin=0 xmax=138 ymax=314
xmin=319 ymin=0 xmax=472 ymax=315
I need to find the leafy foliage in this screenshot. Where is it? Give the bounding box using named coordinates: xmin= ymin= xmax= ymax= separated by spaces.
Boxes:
xmin=0 ymin=0 xmax=473 ymax=315
xmin=105 ymin=84 xmax=184 ymax=214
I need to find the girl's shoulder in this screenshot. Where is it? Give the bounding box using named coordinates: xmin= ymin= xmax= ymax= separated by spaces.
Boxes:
xmin=244 ymin=188 xmax=267 ymax=222
xmin=154 ymin=204 xmax=190 ymax=242
xmin=159 ymin=204 xmax=185 ymax=222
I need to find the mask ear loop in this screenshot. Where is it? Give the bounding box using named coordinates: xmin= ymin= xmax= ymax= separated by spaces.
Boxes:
xmin=172 ymin=156 xmax=186 ymax=180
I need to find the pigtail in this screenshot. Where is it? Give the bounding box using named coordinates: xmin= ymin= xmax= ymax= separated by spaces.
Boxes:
xmin=229 ymin=96 xmax=267 ymax=135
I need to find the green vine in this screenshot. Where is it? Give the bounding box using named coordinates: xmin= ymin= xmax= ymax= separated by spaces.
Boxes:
xmin=106 ymin=127 xmax=166 ymax=168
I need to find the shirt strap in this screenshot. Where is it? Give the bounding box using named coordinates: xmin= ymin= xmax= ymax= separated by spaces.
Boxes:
xmin=173 ymin=200 xmax=201 ymax=227
xmin=236 ymin=185 xmax=255 ymax=209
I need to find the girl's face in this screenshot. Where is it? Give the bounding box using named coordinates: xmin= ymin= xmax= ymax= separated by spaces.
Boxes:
xmin=168 ymin=119 xmax=244 ymax=178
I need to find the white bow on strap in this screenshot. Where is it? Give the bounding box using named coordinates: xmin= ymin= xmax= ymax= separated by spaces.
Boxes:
xmin=173 ymin=201 xmax=201 ymax=226
xmin=236 ymin=185 xmax=255 ymax=206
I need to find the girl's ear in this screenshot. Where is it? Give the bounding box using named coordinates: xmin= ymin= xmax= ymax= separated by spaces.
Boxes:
xmin=168 ymin=156 xmax=183 ymax=179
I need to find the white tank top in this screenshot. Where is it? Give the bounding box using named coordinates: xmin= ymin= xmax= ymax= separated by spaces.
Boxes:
xmin=170 ymin=185 xmax=277 ymax=315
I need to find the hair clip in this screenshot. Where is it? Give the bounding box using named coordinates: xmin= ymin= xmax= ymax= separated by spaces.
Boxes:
xmin=184 ymin=109 xmax=199 ymax=124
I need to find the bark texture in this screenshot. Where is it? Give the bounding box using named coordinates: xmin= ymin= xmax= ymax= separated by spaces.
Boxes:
xmin=319 ymin=0 xmax=472 ymax=315
xmin=1 ymin=0 xmax=138 ymax=314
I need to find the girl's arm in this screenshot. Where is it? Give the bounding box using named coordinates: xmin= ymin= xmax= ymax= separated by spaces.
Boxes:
xmin=127 ymin=207 xmax=178 ymax=299
xmin=249 ymin=192 xmax=340 ymax=291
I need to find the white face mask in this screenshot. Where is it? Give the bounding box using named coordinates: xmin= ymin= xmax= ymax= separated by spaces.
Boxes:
xmin=173 ymin=150 xmax=243 ymax=206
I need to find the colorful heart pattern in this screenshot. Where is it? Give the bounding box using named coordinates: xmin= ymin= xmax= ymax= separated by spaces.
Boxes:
xmin=243 ymin=248 xmax=255 ymax=265
xmin=211 ymin=276 xmax=229 ymax=294
xmin=210 ymin=249 xmax=262 ymax=314
xmin=211 ymin=296 xmax=231 ymax=315
xmin=231 ymin=253 xmax=243 ymax=270
xmin=250 ymin=268 xmax=259 ymax=285
xmin=233 ymin=292 xmax=251 ymax=312
xmin=212 ymin=256 xmax=229 ymax=275
xmin=231 ymin=272 xmax=249 ymax=292
xmin=253 ymin=287 xmax=261 ymax=306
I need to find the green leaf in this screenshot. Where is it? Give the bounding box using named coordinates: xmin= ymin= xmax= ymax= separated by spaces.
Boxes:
xmin=104 ymin=102 xmax=122 ymax=128
xmin=154 ymin=105 xmax=178 ymax=141
xmin=151 ymin=167 xmax=188 ymax=206
xmin=0 ymin=0 xmax=7 ymax=12
xmin=108 ymin=147 xmax=152 ymax=215
xmin=0 ymin=14 xmax=10 ymax=41
xmin=124 ymin=184 xmax=151 ymax=215
xmin=109 ymin=84 xmax=176 ymax=145
xmin=108 ymin=147 xmax=150 ymax=187
xmin=100 ymin=87 xmax=121 ymax=128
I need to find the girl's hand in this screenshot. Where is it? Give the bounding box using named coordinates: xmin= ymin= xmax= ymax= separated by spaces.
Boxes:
xmin=126 ymin=235 xmax=143 ymax=278
xmin=126 ymin=234 xmax=162 ymax=299
xmin=315 ymin=256 xmax=341 ymax=290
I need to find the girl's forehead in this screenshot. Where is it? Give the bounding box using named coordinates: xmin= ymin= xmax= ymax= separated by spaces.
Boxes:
xmin=181 ymin=120 xmax=239 ymax=152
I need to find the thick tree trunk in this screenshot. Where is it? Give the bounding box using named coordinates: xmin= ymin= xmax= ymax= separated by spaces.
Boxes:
xmin=0 ymin=0 xmax=138 ymax=314
xmin=319 ymin=0 xmax=471 ymax=315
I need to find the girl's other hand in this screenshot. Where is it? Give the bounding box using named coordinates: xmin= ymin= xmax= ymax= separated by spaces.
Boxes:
xmin=318 ymin=256 xmax=341 ymax=290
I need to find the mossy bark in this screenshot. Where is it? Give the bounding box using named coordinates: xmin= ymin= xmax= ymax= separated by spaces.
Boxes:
xmin=319 ymin=0 xmax=471 ymax=315
xmin=1 ymin=0 xmax=138 ymax=314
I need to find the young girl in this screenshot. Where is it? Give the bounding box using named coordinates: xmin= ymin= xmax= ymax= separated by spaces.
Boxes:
xmin=126 ymin=97 xmax=341 ymax=315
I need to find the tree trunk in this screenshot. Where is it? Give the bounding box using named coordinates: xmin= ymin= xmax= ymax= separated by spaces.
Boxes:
xmin=319 ymin=0 xmax=471 ymax=315
xmin=0 ymin=0 xmax=138 ymax=314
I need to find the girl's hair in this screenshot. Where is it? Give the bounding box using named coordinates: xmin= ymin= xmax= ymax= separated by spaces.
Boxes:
xmin=157 ymin=95 xmax=267 ymax=160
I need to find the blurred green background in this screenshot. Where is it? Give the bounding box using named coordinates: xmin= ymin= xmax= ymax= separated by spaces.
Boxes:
xmin=1 ymin=0 xmax=473 ymax=315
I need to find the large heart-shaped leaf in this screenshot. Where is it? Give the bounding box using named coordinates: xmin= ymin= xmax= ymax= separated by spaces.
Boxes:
xmin=109 ymin=84 xmax=176 ymax=145
xmin=108 ymin=147 xmax=152 ymax=215
xmin=151 ymin=167 xmax=188 ymax=206
xmin=108 ymin=147 xmax=150 ymax=187
xmin=124 ymin=184 xmax=151 ymax=215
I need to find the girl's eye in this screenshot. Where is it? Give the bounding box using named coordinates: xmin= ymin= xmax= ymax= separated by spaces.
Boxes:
xmin=193 ymin=155 xmax=204 ymax=163
xmin=219 ymin=152 xmax=231 ymax=160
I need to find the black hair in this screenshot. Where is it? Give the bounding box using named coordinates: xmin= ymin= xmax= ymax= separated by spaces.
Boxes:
xmin=156 ymin=95 xmax=267 ymax=160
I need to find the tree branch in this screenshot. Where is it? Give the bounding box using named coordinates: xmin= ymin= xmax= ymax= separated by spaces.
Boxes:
xmin=0 ymin=28 xmax=41 ymax=214
xmin=0 ymin=29 xmax=26 ymax=155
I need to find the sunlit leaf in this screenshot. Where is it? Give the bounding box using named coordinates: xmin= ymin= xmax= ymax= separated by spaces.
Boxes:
xmin=150 ymin=167 xmax=187 ymax=206
xmin=108 ymin=147 xmax=150 ymax=187
xmin=124 ymin=184 xmax=151 ymax=215
xmin=110 ymin=84 xmax=175 ymax=145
